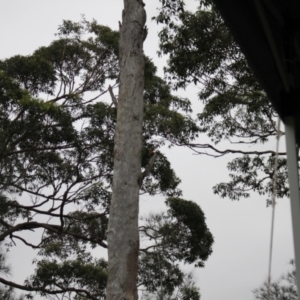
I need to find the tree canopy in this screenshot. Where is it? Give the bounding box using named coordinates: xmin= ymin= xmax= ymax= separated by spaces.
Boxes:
xmin=155 ymin=0 xmax=288 ymax=205
xmin=0 ymin=18 xmax=213 ymax=299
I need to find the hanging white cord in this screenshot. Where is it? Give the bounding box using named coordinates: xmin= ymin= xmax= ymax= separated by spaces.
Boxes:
xmin=267 ymin=117 xmax=281 ymax=300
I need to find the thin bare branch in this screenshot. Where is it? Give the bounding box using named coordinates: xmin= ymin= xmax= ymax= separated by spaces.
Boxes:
xmin=186 ymin=143 xmax=286 ymax=157
xmin=108 ymin=85 xmax=118 ymax=107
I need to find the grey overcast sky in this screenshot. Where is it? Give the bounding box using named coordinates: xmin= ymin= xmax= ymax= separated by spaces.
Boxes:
xmin=0 ymin=1 xmax=295 ymax=300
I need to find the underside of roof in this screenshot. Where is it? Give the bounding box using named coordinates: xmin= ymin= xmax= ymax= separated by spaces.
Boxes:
xmin=212 ymin=0 xmax=300 ymax=144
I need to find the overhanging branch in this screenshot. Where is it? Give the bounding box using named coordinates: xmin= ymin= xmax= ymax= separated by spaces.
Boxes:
xmin=0 ymin=221 xmax=107 ymax=248
xmin=0 ymin=276 xmax=98 ymax=300
xmin=186 ymin=143 xmax=286 ymax=157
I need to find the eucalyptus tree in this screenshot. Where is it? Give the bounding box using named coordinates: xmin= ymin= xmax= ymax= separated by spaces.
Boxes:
xmin=106 ymin=0 xmax=148 ymax=298
xmin=155 ymin=0 xmax=287 ymax=204
xmin=0 ymin=17 xmax=213 ymax=299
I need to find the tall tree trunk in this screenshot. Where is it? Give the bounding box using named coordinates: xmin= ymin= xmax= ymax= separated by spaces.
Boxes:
xmin=106 ymin=1 xmax=146 ymax=299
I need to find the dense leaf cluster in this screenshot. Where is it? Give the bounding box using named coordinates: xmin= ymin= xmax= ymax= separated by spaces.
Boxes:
xmin=139 ymin=198 xmax=212 ymax=298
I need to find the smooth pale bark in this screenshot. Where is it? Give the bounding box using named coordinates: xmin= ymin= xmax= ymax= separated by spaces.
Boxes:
xmin=106 ymin=1 xmax=146 ymax=299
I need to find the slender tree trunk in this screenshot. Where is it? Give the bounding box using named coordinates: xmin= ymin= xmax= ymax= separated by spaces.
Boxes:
xmin=106 ymin=1 xmax=146 ymax=299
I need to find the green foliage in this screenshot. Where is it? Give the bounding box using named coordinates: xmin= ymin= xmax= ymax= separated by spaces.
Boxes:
xmin=140 ymin=265 xmax=201 ymax=300
xmin=28 ymin=259 xmax=107 ymax=299
xmin=141 ymin=152 xmax=182 ymax=197
xmin=0 ymin=55 xmax=56 ymax=95
xmin=139 ymin=197 xmax=214 ymax=294
xmin=163 ymin=198 xmax=214 ymax=266
xmin=213 ymin=156 xmax=289 ymax=204
xmin=156 ymin=0 xmax=287 ymax=204
xmin=153 ymin=0 xmax=185 ymax=26
xmin=157 ymin=3 xmax=273 ymax=143
xmin=139 ymin=198 xmax=213 ymax=298
xmin=139 ymin=252 xmax=184 ymax=296
xmin=0 ymin=17 xmax=211 ymax=299
xmin=253 ymin=261 xmax=297 ymax=300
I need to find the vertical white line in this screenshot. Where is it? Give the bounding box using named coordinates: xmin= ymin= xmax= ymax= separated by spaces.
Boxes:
xmin=267 ymin=118 xmax=281 ymax=299
xmin=285 ymin=116 xmax=300 ymax=300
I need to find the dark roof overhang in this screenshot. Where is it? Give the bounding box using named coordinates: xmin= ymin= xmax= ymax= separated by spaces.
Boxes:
xmin=211 ymin=0 xmax=300 ymax=144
